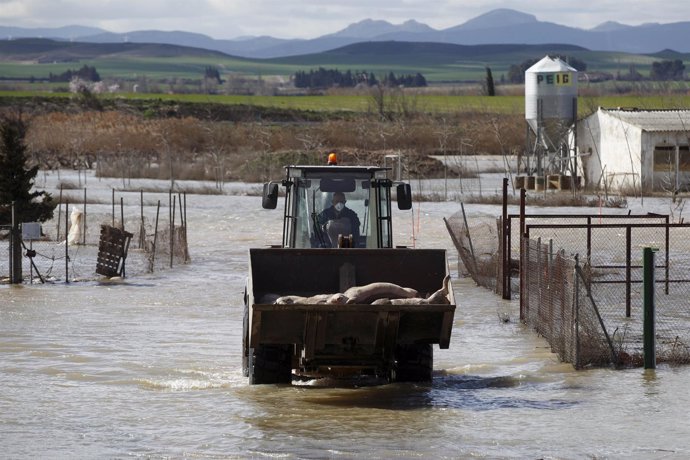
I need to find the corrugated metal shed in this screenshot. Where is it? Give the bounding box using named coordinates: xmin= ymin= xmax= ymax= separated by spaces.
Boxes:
xmin=602 ymin=108 xmax=690 ymax=132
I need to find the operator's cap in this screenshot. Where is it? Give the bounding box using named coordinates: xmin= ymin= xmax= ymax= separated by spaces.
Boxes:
xmin=327 ymin=152 xmax=337 ymax=165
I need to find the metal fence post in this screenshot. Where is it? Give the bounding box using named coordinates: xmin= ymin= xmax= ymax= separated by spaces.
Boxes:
xmin=586 ymin=216 xmax=592 ymax=264
xmin=83 ymin=188 xmax=87 ymax=245
xmin=150 ymin=200 xmax=160 ymax=272
xmin=519 ymin=189 xmax=526 ymax=320
xmin=548 ymin=238 xmax=554 ymax=341
xmin=460 ymin=202 xmax=477 ymax=275
xmin=625 ymin=226 xmax=632 ymax=318
xmin=643 ymin=247 xmax=657 ymax=369
xmin=507 ymin=216 xmax=512 ymax=299
xmin=664 ymin=216 xmax=669 ymax=295
xmin=502 ymin=178 xmax=510 ymax=299
xmin=10 ymin=201 xmax=22 ymax=284
xmin=57 ymin=186 xmax=63 ymax=240
xmin=65 ymin=201 xmax=69 ymax=283
xmin=574 ymin=254 xmax=580 ymax=369
xmin=171 ymin=194 xmax=176 ymax=269
xmin=183 ymin=192 xmax=188 ymax=262
xmin=537 ymin=237 xmax=542 ymax=326
xmin=520 ymin=237 xmax=526 ymax=321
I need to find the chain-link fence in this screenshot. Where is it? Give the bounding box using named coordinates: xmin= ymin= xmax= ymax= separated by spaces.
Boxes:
xmin=445 ymin=207 xmax=690 ymax=367
xmin=444 ymin=208 xmax=501 ymax=292
xmin=505 ymin=214 xmax=670 ymax=299
xmin=1 ymin=194 xmax=189 ymax=284
xmin=522 ymin=239 xmax=617 ymax=367
xmin=522 ymin=223 xmax=690 ymax=367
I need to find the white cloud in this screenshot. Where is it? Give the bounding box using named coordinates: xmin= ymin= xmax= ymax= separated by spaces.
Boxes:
xmin=0 ymin=1 xmax=28 ymax=19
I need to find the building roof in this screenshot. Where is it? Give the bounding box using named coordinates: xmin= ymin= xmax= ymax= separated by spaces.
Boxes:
xmin=601 ymin=108 xmax=690 ymax=132
xmin=526 ymin=55 xmax=577 ymax=73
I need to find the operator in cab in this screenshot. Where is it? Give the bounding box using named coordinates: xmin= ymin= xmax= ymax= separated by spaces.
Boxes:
xmin=318 ymin=191 xmax=361 ymax=247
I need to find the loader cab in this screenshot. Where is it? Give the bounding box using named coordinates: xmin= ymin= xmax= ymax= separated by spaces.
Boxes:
xmin=262 ymin=165 xmax=412 ymax=249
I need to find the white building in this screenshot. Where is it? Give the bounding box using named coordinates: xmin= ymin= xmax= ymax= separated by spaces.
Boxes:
xmin=578 ymin=108 xmax=690 ymax=193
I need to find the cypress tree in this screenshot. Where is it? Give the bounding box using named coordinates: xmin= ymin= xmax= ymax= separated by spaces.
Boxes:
xmin=485 ymin=67 xmax=495 ymax=96
xmin=0 ymin=115 xmax=56 ymax=226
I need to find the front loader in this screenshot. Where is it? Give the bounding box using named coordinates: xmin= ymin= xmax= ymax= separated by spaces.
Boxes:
xmin=243 ymin=158 xmax=456 ymax=384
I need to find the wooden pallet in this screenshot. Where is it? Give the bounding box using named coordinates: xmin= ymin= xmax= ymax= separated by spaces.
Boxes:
xmin=96 ymin=225 xmax=133 ymax=277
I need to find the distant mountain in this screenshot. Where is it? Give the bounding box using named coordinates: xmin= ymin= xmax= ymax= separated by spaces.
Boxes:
xmin=0 ymin=25 xmax=106 ymax=40
xmin=2 ymin=9 xmax=690 ymax=58
xmin=0 ymin=37 xmax=235 ymax=62
xmin=589 ymin=21 xmax=632 ymax=32
xmin=454 ymin=8 xmax=537 ymax=30
xmin=325 ymin=18 xmax=434 ymax=38
xmin=76 ymin=29 xmax=294 ymax=59
xmin=248 ymin=9 xmax=690 ymax=56
xmin=82 ymin=29 xmax=222 ymax=49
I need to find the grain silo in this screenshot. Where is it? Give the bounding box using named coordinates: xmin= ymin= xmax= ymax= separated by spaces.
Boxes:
xmin=519 ymin=55 xmax=579 ymax=190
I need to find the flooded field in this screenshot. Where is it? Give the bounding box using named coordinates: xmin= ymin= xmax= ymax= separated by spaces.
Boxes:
xmin=2 ymin=171 xmax=690 ymax=458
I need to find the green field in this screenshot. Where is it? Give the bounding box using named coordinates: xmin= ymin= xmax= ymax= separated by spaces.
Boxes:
xmin=2 ymin=90 xmax=689 ymax=116
xmin=0 ymin=56 xmax=488 ymax=82
xmin=0 ymin=56 xmax=287 ymax=79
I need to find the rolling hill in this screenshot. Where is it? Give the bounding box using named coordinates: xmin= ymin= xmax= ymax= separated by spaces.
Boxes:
xmin=0 ymin=37 xmax=685 ymax=84
xmin=269 ymin=42 xmax=588 ymax=66
xmin=0 ymin=37 xmax=237 ymax=62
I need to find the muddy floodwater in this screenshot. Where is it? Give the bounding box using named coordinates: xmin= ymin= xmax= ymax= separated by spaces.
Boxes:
xmin=2 ymin=172 xmax=690 ymax=458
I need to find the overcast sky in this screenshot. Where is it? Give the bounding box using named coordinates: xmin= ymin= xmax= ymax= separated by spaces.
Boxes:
xmin=1 ymin=0 xmax=688 ymax=39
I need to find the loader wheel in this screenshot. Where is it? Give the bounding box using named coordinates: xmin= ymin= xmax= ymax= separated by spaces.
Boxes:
xmin=394 ymin=344 xmax=433 ymax=383
xmin=249 ymin=345 xmax=293 ymax=385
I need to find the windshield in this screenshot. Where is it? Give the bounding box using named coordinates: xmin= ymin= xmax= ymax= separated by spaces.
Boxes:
xmin=287 ymin=172 xmax=382 ymax=248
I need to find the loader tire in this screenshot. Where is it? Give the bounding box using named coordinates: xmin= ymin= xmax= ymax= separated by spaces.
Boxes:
xmin=394 ymin=344 xmax=433 ymax=383
xmin=249 ymin=344 xmax=293 ymax=385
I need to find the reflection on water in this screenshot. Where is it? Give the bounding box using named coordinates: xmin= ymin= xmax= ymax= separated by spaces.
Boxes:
xmin=2 ymin=173 xmax=690 ymax=458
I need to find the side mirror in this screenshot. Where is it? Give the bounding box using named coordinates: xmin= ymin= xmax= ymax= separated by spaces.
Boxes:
xmin=397 ymin=183 xmax=412 ymax=210
xmin=262 ymin=182 xmax=279 ymax=209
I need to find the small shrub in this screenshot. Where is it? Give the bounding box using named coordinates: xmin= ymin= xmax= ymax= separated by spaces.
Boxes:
xmin=57 ymin=180 xmax=81 ymax=190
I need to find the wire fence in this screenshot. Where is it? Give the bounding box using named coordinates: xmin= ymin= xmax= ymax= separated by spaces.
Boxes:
xmin=522 ymin=224 xmax=690 ymax=367
xmin=445 ymin=206 xmax=690 ymax=367
xmin=1 ymin=191 xmax=189 ymax=284
xmin=443 ymin=207 xmax=501 ymax=293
